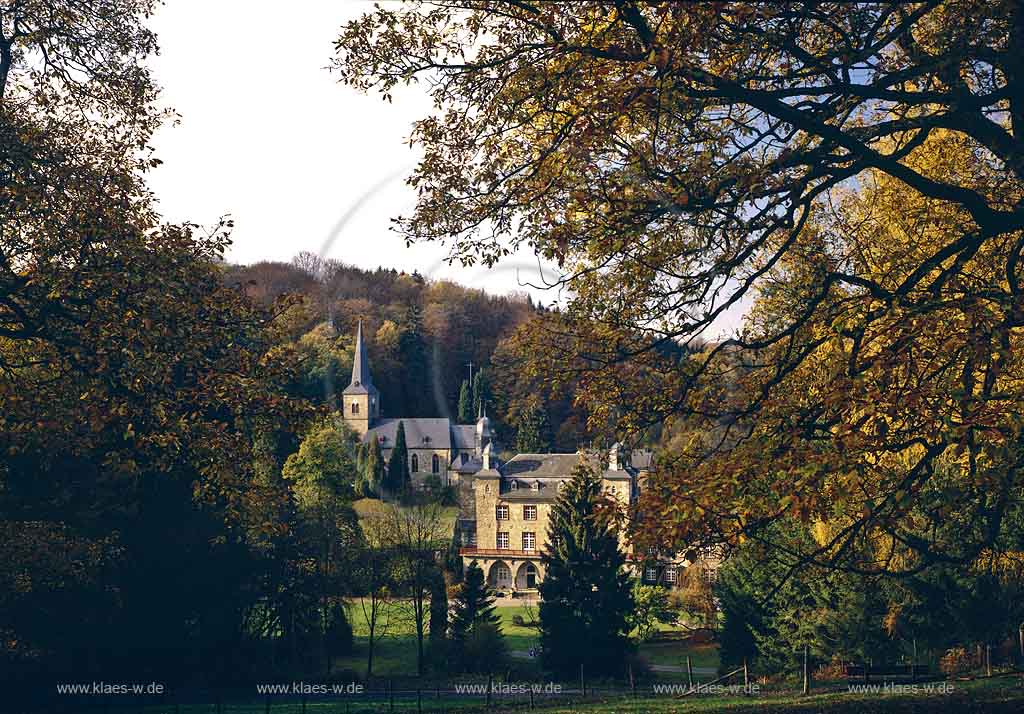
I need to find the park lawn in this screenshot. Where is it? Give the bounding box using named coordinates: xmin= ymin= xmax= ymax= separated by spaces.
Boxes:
xmin=335 ymin=600 xmax=540 ymax=679
xmin=351 ymin=497 xmax=459 ymax=533
xmin=495 ymin=604 xmax=541 ymax=653
xmin=638 ymin=639 xmax=720 ymax=671
xmin=129 ymin=674 xmax=1024 ymax=714
xmin=487 ymin=675 xmax=1024 ymax=714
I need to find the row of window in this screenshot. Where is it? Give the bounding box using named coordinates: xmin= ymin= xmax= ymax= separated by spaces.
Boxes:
xmin=408 ymin=453 xmax=441 ymax=474
xmin=495 ymin=531 xmax=536 ymax=551
xmin=496 ymin=504 xmax=536 ymax=521
xmin=640 ymin=565 xmax=717 ymax=585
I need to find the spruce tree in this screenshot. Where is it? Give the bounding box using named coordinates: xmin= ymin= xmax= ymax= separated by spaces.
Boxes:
xmin=457 ymin=380 xmax=473 ymax=423
xmin=449 ymin=560 xmax=504 ymax=672
xmin=385 ymin=421 xmax=410 ymax=495
xmin=539 ymin=463 xmax=633 ymax=678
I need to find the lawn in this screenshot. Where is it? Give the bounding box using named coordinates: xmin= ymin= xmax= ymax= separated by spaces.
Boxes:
xmin=122 ymin=674 xmax=1024 ymax=714
xmin=335 ymin=600 xmax=543 ymax=680
xmin=638 ymin=638 xmax=720 ymax=671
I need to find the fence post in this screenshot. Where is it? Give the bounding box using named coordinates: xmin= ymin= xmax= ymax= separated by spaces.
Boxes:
xmin=580 ymin=663 xmax=585 ymax=698
xmin=743 ymin=658 xmax=749 ymax=690
xmin=911 ymin=639 xmax=918 ymax=682
xmin=686 ymin=655 xmax=693 ymax=689
xmin=986 ymin=644 xmax=992 ymax=677
xmin=802 ymin=644 xmax=809 ymax=695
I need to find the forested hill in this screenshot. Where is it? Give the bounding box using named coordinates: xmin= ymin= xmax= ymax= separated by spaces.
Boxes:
xmin=222 ymin=253 xmax=541 ymax=429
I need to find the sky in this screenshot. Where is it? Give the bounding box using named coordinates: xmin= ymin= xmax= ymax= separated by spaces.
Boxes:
xmin=146 ymin=1 xmax=745 ymax=332
xmin=146 ymin=0 xmax=560 ymax=301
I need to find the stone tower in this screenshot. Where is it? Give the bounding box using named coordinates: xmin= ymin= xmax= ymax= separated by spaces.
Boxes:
xmin=342 ymin=321 xmax=379 ymax=436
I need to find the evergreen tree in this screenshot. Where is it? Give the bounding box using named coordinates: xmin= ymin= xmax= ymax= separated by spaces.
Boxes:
xmin=364 ymin=437 xmax=385 ymax=498
xmin=515 ymin=401 xmax=550 ymax=453
xmin=449 ymin=560 xmax=505 ymax=673
xmin=385 ymin=421 xmax=410 ymax=496
xmin=472 ymin=367 xmax=491 ymax=417
xmin=539 ymin=463 xmax=633 ymax=678
xmin=399 ymin=305 xmax=431 ymax=417
xmin=457 ymin=380 xmax=473 ymax=423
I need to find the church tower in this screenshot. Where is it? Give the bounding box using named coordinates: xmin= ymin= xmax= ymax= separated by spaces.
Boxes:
xmin=342 ymin=321 xmax=379 ymax=436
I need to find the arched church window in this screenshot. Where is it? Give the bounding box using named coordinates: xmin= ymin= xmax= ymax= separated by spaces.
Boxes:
xmin=411 ymin=454 xmax=419 ymax=472
xmin=351 ymin=401 xmax=360 ymax=415
xmin=432 ymin=454 xmax=440 ymax=473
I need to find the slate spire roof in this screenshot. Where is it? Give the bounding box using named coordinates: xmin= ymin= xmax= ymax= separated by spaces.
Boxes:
xmin=343 ymin=320 xmax=377 ymax=395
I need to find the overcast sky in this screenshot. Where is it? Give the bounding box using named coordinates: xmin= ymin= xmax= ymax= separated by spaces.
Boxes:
xmin=146 ymin=1 xmax=745 ymax=332
xmin=147 ymin=0 xmax=560 ymax=301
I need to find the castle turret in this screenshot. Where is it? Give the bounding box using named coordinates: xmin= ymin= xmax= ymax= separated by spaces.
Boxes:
xmin=342 ymin=321 xmax=379 ymax=436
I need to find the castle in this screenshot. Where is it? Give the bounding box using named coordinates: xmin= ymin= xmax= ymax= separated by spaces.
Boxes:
xmin=341 ymin=323 xmax=705 ymax=596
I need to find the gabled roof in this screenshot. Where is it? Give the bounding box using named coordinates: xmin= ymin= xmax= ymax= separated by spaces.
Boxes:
xmin=503 ymin=452 xmax=600 ymax=478
xmin=343 ymin=320 xmax=378 ymax=396
xmin=450 ymin=424 xmax=477 ymax=450
xmin=364 ymin=418 xmax=452 ymax=449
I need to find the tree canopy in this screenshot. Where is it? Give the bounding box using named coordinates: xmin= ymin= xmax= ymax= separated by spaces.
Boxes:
xmin=336 ymin=1 xmax=1024 ymax=575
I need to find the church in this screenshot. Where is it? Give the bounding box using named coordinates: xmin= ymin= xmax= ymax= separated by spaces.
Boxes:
xmin=341 ymin=321 xmax=493 ymax=488
xmin=340 ymin=323 xmax=699 ymax=597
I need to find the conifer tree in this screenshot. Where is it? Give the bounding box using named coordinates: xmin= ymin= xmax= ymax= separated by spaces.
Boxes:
xmin=457 ymin=380 xmax=473 ymax=424
xmin=448 ymin=560 xmax=505 ymax=672
xmin=472 ymin=368 xmax=491 ymax=417
xmin=364 ymin=437 xmax=385 ymax=497
xmin=539 ymin=463 xmax=633 ymax=677
xmin=385 ymin=421 xmax=410 ymax=496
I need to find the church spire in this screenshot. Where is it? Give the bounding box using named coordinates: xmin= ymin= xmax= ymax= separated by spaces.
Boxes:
xmin=349 ymin=320 xmax=372 ymax=389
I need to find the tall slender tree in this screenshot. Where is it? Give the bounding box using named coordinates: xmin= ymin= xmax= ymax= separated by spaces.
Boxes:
xmin=385 ymin=421 xmax=410 ymax=496
xmin=472 ymin=368 xmax=491 ymax=417
xmin=457 ymin=380 xmax=473 ymax=424
xmin=364 ymin=437 xmax=385 ymax=498
xmin=539 ymin=463 xmax=633 ymax=678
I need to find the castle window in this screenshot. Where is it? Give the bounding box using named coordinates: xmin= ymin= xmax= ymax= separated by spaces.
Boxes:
xmin=522 ymin=532 xmax=536 ymax=551
xmin=496 ymin=504 xmax=509 ymax=520
xmin=523 ymin=505 xmax=537 ymax=521
xmin=666 ymin=565 xmax=678 ymax=584
xmin=509 ymin=480 xmax=519 ymax=491
xmin=351 ymin=401 xmax=360 ymax=415
xmin=496 ymin=532 xmax=509 ymax=549
xmin=432 ymin=454 xmax=440 ymax=473
xmin=644 ymin=566 xmax=658 ymax=583
xmin=411 ymin=454 xmax=419 ymax=472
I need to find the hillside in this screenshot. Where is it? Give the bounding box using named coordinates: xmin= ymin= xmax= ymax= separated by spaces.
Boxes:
xmin=223 ymin=254 xmax=541 ymax=427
